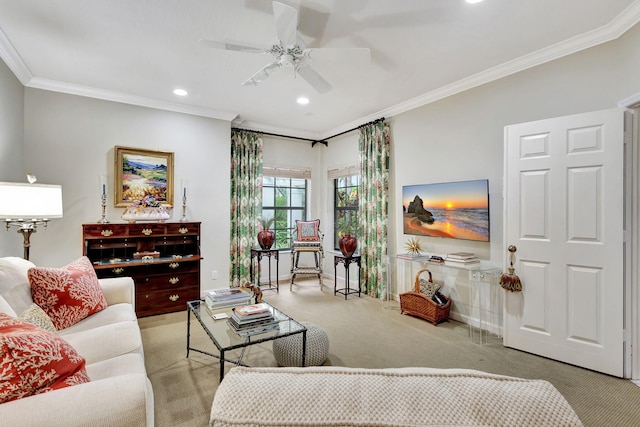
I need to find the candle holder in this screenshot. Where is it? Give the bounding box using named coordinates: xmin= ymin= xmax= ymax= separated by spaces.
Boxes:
xmin=98 ymin=193 xmax=109 ymax=223
xmin=180 ymin=193 xmax=188 ymax=222
xmin=98 ymin=176 xmax=109 ymax=223
xmin=180 ymin=180 xmax=188 ymax=222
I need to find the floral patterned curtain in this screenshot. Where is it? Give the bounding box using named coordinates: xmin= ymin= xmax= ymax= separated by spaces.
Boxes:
xmin=229 ymin=129 xmax=263 ymax=287
xmin=358 ymin=120 xmax=391 ymax=298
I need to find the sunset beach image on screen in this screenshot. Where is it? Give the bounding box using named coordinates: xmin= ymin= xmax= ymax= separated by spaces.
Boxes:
xmin=402 ymin=179 xmax=489 ymax=242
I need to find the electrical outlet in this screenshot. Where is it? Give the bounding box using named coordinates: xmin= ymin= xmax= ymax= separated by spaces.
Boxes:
xmin=211 ymin=270 xmax=218 ymax=280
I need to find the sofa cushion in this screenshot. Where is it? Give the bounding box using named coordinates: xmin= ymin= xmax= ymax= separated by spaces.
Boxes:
xmin=0 ymin=257 xmax=36 ymax=315
xmin=0 ymin=313 xmax=90 ymax=404
xmin=58 ymin=303 xmax=137 ymax=335
xmin=19 ymin=303 xmax=57 ymax=333
xmin=28 ymin=257 xmax=108 ymax=330
xmin=62 ymin=321 xmax=143 ymax=365
xmin=85 ymin=353 xmax=148 ymax=380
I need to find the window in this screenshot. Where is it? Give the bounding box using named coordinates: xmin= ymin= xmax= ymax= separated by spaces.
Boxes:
xmin=334 ymin=174 xmax=359 ymax=250
xmin=261 ymin=167 xmax=310 ymax=250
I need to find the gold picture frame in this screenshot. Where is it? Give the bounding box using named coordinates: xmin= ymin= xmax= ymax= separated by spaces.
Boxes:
xmin=114 ymin=146 xmax=174 ymax=207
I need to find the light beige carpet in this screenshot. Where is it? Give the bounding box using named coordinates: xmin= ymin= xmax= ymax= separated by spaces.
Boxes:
xmin=139 ymin=279 xmax=640 ymax=427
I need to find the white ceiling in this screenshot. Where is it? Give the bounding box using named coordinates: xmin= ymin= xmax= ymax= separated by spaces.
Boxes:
xmin=1 ymin=0 xmax=639 ymax=140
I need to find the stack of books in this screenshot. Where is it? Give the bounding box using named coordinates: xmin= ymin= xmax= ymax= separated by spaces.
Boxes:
xmin=228 ymin=303 xmax=280 ymax=336
xmin=444 ymin=252 xmax=481 ymax=269
xmin=205 ymin=287 xmax=253 ymax=311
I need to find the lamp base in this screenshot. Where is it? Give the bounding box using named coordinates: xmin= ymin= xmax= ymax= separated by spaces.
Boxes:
xmin=17 ymin=227 xmax=36 ymax=260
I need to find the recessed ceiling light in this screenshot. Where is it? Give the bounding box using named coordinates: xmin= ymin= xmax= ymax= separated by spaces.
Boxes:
xmin=297 ymin=96 xmax=310 ymax=105
xmin=173 ymin=88 xmax=188 ymax=96
xmin=466 ymin=0 xmax=483 ymax=3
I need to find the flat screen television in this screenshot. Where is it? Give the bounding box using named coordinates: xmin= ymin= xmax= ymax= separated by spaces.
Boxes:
xmin=402 ymin=179 xmax=489 ymax=242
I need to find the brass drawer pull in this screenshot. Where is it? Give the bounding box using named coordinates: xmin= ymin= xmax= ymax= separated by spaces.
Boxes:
xmin=169 ymin=294 xmax=180 ymax=302
xmin=169 ymin=277 xmax=180 ymax=285
xmin=112 ymin=267 xmax=124 ymax=274
xmin=169 ymin=262 xmax=180 ymax=269
xmin=141 ymin=255 xmax=154 ymax=262
xmin=179 ymin=227 xmax=188 ymax=234
xmin=101 ymin=229 xmax=113 ymax=237
xmin=142 ymin=228 xmax=153 ymax=235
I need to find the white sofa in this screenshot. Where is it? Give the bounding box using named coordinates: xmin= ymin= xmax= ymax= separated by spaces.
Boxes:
xmin=0 ymin=257 xmax=154 ymax=427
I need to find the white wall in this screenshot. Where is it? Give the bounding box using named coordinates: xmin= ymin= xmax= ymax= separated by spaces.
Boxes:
xmin=0 ymin=58 xmax=25 ymax=255
xmin=20 ymin=89 xmax=231 ymax=295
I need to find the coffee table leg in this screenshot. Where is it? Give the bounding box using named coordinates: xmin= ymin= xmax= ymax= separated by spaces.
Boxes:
xmin=302 ymin=330 xmax=307 ymax=367
xmin=220 ymin=349 xmax=225 ymax=381
xmin=186 ymin=308 xmax=191 ymax=357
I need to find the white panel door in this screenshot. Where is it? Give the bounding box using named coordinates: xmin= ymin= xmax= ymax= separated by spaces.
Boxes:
xmin=504 ymin=108 xmax=625 ymax=377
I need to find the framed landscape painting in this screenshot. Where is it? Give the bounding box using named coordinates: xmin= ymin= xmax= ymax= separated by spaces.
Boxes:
xmin=114 ymin=146 xmax=174 ymax=207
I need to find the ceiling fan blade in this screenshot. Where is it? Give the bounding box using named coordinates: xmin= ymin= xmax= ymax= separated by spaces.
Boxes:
xmin=303 ymin=47 xmax=371 ymax=63
xmin=272 ymin=1 xmax=298 ymax=46
xmin=242 ymin=61 xmax=282 ymax=87
xmin=199 ymin=38 xmax=266 ymax=54
xmin=297 ymin=65 xmax=332 ymax=93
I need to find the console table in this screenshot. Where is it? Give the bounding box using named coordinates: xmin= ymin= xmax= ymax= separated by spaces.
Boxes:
xmin=334 ymin=254 xmax=361 ymax=299
xmin=392 ymin=255 xmax=502 ymax=343
xmin=250 ymin=248 xmax=279 ymax=292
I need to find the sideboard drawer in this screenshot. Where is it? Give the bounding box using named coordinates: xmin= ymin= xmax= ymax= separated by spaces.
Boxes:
xmin=136 ymin=286 xmax=200 ymax=317
xmin=136 ymin=272 xmax=199 ymax=292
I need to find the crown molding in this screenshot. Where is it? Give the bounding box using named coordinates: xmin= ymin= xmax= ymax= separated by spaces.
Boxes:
xmin=0 ymin=27 xmax=32 ymax=84
xmin=2 ymin=0 xmax=640 ymax=136
xmin=318 ymin=0 xmax=640 ymax=140
xmin=231 ymin=117 xmax=323 ymax=141
xmin=26 ymin=77 xmax=238 ymax=121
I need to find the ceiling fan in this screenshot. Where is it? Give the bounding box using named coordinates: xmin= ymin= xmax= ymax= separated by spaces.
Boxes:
xmin=200 ymin=1 xmax=370 ymax=93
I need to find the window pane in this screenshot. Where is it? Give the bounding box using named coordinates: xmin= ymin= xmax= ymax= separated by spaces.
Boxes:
xmin=347 ymin=187 xmax=358 ymax=206
xmin=292 ymin=178 xmax=306 ymax=188
xmin=276 ymin=188 xmax=289 ymax=206
xmin=263 ymin=176 xmax=275 ymax=186
xmin=261 ymin=209 xmax=274 ymax=224
xmin=291 ymin=188 xmax=305 ymax=207
xmin=291 ymin=209 xmax=304 ymax=223
xmin=262 ymin=187 xmax=274 ymax=205
xmin=275 ymin=177 xmax=290 ymax=187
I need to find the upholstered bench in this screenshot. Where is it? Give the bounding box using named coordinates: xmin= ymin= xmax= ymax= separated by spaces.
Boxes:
xmin=272 ymin=321 xmax=329 ymax=366
xmin=210 ymin=366 xmax=583 ymax=427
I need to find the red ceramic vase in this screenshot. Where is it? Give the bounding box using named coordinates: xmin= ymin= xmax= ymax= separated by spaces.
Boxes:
xmin=257 ymin=230 xmax=275 ymax=249
xmin=338 ymin=234 xmax=358 ymax=257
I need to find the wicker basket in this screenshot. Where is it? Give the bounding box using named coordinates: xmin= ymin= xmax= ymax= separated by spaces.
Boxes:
xmin=399 ymin=269 xmax=451 ymax=326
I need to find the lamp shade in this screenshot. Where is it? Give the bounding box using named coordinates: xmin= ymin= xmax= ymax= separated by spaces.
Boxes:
xmin=0 ymin=182 xmax=63 ymax=220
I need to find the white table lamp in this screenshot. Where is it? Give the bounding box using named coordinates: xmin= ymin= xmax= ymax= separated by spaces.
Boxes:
xmin=0 ymin=180 xmax=63 ymax=260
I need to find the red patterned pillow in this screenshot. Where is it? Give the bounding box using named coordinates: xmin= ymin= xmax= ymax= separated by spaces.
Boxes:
xmin=28 ymin=257 xmax=107 ymax=330
xmin=0 ymin=313 xmax=90 ymax=403
xmin=296 ymin=219 xmax=320 ymax=241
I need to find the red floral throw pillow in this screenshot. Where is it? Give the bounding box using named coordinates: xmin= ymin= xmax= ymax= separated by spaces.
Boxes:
xmin=0 ymin=313 xmax=90 ymax=403
xmin=28 ymin=257 xmax=107 ymax=330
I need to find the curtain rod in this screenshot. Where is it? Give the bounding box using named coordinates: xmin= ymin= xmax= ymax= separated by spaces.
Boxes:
xmin=232 ymin=117 xmax=385 ymax=148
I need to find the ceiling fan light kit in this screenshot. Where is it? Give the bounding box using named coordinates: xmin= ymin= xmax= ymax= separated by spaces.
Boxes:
xmin=202 ymin=1 xmax=370 ymax=94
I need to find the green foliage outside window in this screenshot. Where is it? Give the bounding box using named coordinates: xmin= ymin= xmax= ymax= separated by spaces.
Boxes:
xmin=262 ymin=176 xmax=307 ymax=250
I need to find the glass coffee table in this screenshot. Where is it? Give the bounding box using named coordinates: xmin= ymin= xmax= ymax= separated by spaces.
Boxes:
xmin=186 ymin=300 xmax=307 ymax=381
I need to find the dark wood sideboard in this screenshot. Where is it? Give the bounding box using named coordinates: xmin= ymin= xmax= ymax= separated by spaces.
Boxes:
xmin=82 ymin=222 xmax=201 ymax=317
